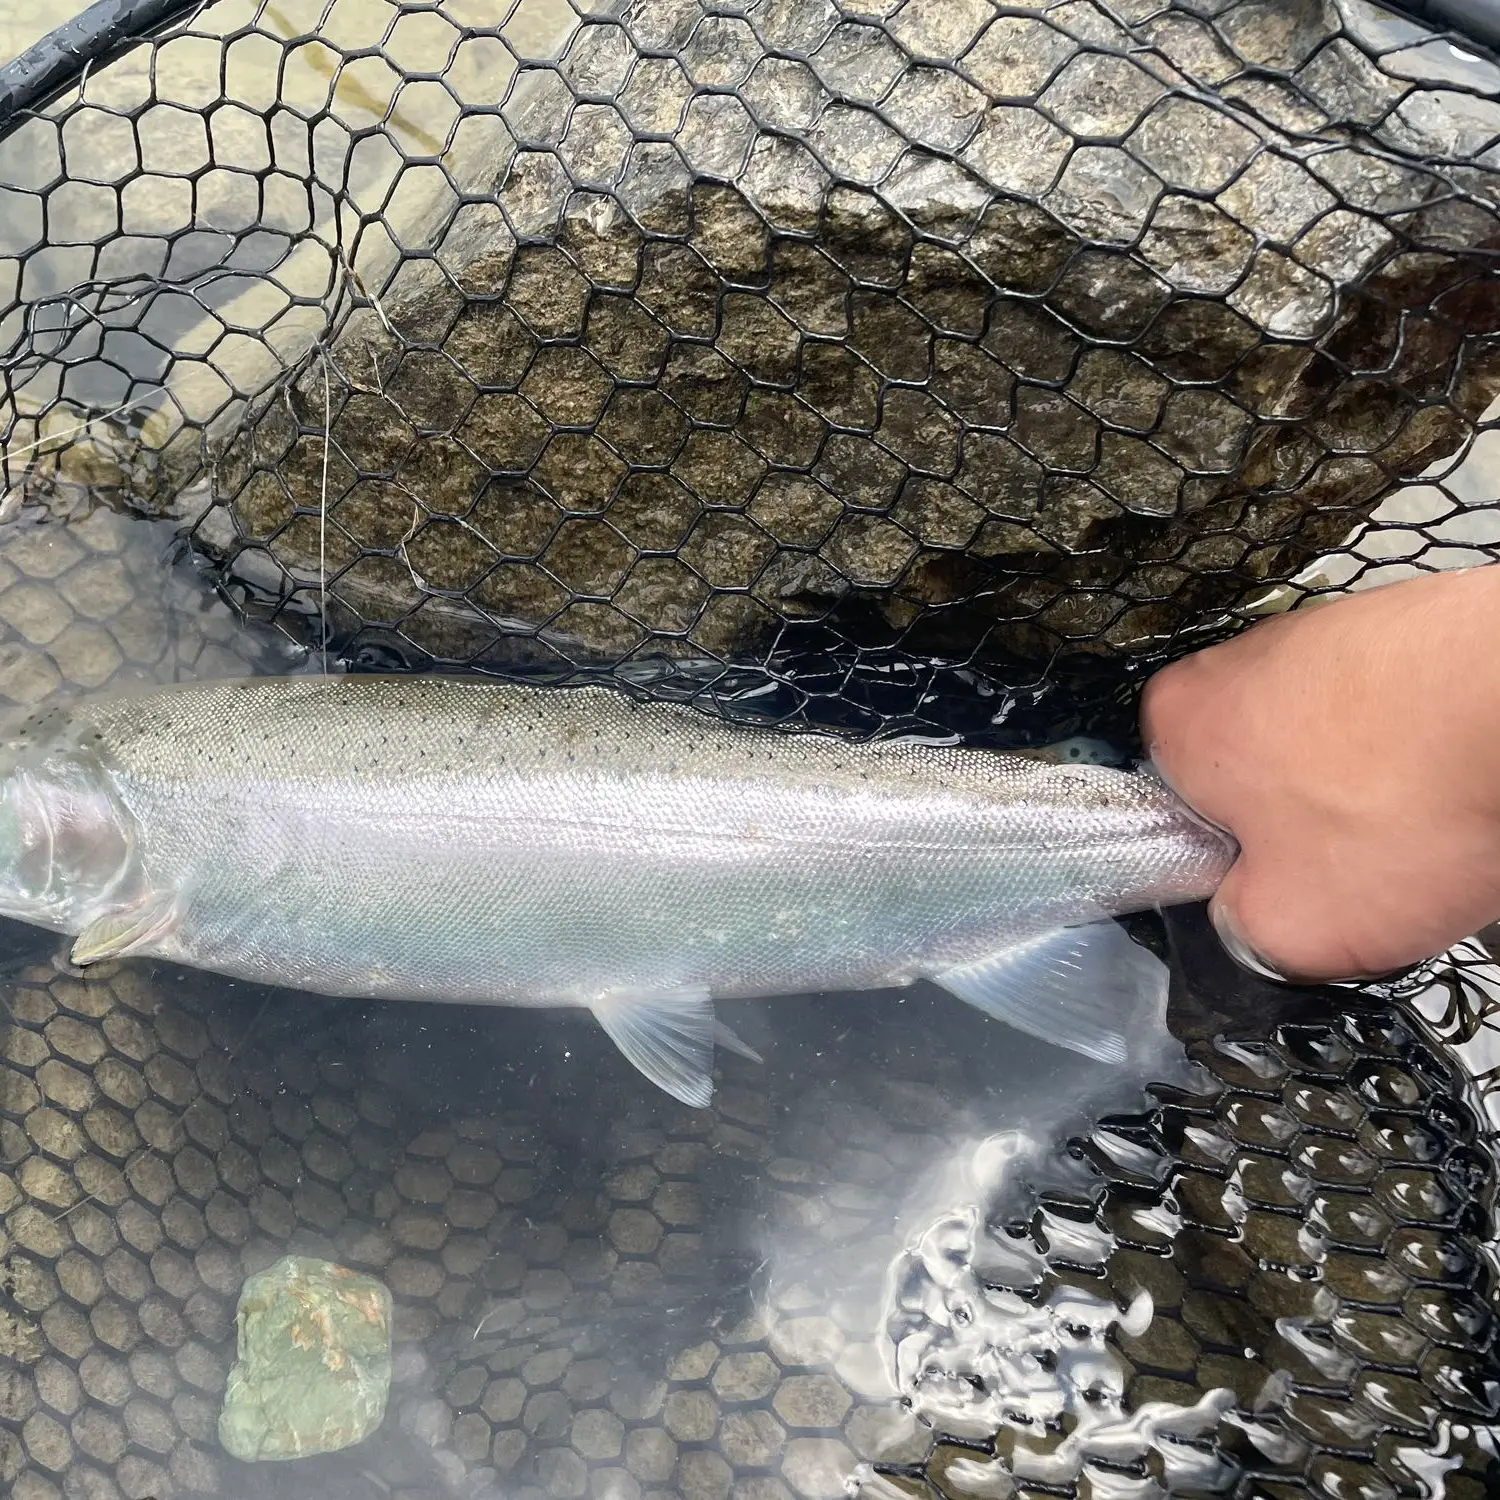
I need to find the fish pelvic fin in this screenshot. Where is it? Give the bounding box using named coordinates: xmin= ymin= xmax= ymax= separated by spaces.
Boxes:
xmin=591 ymin=988 xmax=719 ymax=1107
xmin=71 ymin=892 xmax=181 ymax=967
xmin=934 ymin=921 xmax=1167 ymax=1065
xmin=713 ymin=1017 xmax=763 ymax=1064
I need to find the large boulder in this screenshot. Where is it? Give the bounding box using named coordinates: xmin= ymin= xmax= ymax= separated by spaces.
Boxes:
xmin=189 ymin=0 xmax=1500 ymax=675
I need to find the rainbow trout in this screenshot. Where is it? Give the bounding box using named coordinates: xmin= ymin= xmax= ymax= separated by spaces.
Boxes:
xmin=0 ymin=678 xmax=1232 ymax=1104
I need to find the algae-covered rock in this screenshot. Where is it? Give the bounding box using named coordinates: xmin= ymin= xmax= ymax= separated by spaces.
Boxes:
xmin=200 ymin=0 xmax=1500 ymax=675
xmin=219 ymin=1255 xmax=392 ymax=1462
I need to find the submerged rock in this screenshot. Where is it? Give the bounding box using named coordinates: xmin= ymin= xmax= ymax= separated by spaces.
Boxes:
xmin=193 ymin=0 xmax=1500 ymax=672
xmin=219 ymin=1255 xmax=392 ymax=1462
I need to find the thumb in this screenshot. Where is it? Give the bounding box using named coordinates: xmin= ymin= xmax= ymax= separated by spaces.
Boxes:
xmin=1209 ymin=859 xmax=1403 ymax=985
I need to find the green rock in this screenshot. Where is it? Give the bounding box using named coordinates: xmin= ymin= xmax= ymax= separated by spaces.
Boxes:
xmin=219 ymin=1255 xmax=392 ymax=1462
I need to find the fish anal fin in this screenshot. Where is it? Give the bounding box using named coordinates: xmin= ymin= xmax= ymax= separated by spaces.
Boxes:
xmin=934 ymin=921 xmax=1167 ymax=1065
xmin=71 ymin=892 xmax=180 ymax=967
xmin=591 ymin=987 xmax=718 ymax=1107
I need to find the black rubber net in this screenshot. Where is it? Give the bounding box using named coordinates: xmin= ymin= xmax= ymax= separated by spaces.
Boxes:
xmin=3 ymin=2 xmax=1500 ymax=1499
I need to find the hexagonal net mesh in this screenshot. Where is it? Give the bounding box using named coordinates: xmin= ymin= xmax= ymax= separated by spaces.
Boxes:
xmin=4 ymin=9 xmax=1500 ymax=1497
xmin=1 ymin=0 xmax=1499 ymax=742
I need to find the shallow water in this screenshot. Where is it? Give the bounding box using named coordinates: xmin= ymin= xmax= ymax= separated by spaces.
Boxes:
xmin=0 ymin=932 xmax=1192 ymax=1500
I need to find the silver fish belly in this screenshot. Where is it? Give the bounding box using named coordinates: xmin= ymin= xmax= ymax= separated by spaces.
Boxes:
xmin=0 ymin=677 xmax=1233 ymax=1103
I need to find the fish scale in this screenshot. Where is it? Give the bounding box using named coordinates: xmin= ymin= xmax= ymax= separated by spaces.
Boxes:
xmin=0 ymin=675 xmax=1232 ymax=1104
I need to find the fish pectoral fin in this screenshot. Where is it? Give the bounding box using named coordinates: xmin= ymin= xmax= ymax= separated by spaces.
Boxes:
xmin=71 ymin=892 xmax=181 ymax=967
xmin=934 ymin=921 xmax=1166 ymax=1065
xmin=591 ymin=987 xmax=719 ymax=1108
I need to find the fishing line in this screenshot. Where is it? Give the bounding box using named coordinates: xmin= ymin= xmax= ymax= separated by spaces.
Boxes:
xmin=319 ymin=343 xmax=331 ymax=676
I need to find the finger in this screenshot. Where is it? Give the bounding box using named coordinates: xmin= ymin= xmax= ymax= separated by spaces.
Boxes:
xmin=1140 ymin=658 xmax=1241 ymax=831
xmin=1138 ymin=656 xmax=1197 ymax=763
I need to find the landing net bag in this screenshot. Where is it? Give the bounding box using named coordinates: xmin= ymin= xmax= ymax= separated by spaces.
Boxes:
xmin=4 ymin=8 xmax=1500 ymax=1500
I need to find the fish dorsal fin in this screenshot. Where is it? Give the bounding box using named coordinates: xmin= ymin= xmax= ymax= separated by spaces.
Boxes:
xmin=71 ymin=892 xmax=180 ymax=967
xmin=592 ymin=988 xmax=718 ymax=1107
xmin=934 ymin=921 xmax=1166 ymax=1065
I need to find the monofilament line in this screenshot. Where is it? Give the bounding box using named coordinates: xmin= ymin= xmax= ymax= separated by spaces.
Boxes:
xmin=320 ymin=344 xmax=332 ymax=674
xmin=1 ymin=392 xmax=161 ymax=463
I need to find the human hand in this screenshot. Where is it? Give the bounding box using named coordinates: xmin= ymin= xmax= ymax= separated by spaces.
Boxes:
xmin=1140 ymin=564 xmax=1500 ymax=983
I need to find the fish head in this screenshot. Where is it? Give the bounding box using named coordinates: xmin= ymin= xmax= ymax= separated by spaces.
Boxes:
xmin=0 ymin=718 xmax=136 ymax=931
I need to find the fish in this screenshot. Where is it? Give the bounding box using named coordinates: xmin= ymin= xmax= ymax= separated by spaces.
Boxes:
xmin=0 ymin=676 xmax=1234 ymax=1105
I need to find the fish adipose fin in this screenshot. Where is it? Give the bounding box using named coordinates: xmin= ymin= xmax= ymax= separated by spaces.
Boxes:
xmin=934 ymin=921 xmax=1166 ymax=1065
xmin=592 ymin=988 xmax=721 ymax=1108
xmin=71 ymin=893 xmax=180 ymax=967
